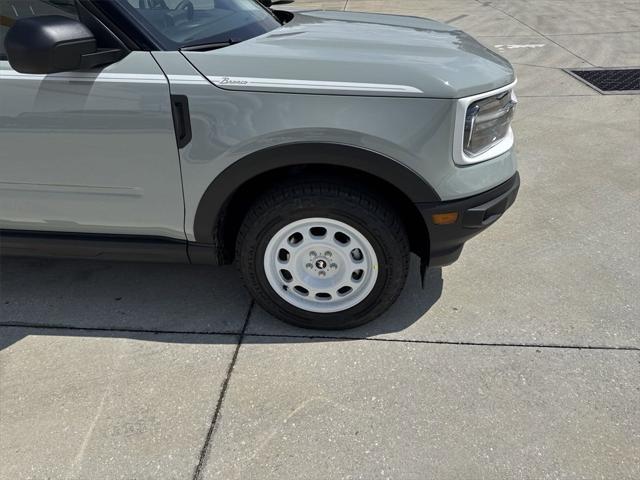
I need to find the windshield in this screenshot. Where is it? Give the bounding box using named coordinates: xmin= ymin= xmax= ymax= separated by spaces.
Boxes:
xmin=114 ymin=0 xmax=282 ymax=49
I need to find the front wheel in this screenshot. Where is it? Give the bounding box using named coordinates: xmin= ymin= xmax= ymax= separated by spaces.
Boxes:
xmin=236 ymin=181 xmax=410 ymax=329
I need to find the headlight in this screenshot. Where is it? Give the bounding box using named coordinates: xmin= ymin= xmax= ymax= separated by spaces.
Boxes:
xmin=453 ymin=82 xmax=517 ymax=165
xmin=464 ymin=91 xmax=517 ymax=156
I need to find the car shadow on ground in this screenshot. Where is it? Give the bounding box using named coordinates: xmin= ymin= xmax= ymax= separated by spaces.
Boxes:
xmin=0 ymin=256 xmax=443 ymax=352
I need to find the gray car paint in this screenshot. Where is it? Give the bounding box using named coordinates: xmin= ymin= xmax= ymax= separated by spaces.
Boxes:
xmin=183 ymin=11 xmax=515 ymax=98
xmin=154 ymin=49 xmax=516 ymax=241
xmin=0 ymin=8 xmax=516 ymax=244
xmin=0 ymin=53 xmax=185 ymax=238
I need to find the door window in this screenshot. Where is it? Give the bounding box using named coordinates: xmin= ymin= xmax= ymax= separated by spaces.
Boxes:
xmin=0 ymin=0 xmax=79 ymax=60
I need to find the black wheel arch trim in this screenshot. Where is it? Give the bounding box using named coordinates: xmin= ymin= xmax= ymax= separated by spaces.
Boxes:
xmin=192 ymin=142 xmax=441 ymax=244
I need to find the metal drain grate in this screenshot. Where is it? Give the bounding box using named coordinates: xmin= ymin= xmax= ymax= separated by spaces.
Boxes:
xmin=566 ymin=68 xmax=640 ymax=94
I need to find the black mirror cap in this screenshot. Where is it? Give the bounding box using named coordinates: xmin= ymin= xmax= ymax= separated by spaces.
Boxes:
xmin=4 ymin=15 xmax=96 ymax=74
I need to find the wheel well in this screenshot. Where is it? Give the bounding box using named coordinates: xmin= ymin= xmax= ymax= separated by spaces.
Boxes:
xmin=215 ymin=164 xmax=430 ymax=264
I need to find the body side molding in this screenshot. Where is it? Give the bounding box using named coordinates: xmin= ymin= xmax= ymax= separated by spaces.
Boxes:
xmin=0 ymin=230 xmax=191 ymax=263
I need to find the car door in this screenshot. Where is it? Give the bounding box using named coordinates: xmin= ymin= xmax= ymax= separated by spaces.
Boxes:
xmin=0 ymin=0 xmax=185 ymax=240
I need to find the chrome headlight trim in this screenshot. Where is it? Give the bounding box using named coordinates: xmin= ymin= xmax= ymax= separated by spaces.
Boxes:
xmin=453 ymin=80 xmax=517 ymax=166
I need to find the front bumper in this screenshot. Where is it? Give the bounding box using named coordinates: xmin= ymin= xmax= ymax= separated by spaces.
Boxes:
xmin=416 ymin=172 xmax=520 ymax=268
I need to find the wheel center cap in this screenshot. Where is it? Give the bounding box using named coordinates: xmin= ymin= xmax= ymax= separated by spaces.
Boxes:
xmin=315 ymin=259 xmax=327 ymax=269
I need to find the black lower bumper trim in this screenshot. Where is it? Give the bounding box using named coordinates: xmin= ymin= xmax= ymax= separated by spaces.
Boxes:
xmin=416 ymin=172 xmax=520 ymax=267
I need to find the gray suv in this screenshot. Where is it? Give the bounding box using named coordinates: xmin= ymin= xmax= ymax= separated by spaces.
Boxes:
xmin=0 ymin=0 xmax=519 ymax=329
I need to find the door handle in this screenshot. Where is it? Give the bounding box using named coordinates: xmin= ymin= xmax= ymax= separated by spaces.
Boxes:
xmin=170 ymin=95 xmax=192 ymax=149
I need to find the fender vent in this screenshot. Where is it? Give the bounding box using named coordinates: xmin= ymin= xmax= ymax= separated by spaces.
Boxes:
xmin=566 ymin=68 xmax=640 ymax=94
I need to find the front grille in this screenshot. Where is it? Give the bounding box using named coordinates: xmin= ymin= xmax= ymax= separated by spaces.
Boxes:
xmin=567 ymin=68 xmax=640 ymax=94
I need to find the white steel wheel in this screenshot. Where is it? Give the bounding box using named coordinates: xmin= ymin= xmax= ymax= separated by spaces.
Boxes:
xmin=263 ymin=217 xmax=379 ymax=313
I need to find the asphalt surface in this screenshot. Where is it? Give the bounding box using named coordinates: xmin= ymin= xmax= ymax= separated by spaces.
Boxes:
xmin=1 ymin=1 xmax=639 ymax=479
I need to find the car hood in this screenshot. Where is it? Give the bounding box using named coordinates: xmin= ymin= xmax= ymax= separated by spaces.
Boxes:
xmin=182 ymin=10 xmax=515 ymax=98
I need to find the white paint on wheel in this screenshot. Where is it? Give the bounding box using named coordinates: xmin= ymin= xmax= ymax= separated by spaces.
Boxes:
xmin=263 ymin=218 xmax=379 ymax=314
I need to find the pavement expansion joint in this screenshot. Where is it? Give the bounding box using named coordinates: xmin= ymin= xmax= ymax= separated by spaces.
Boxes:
xmin=192 ymin=301 xmax=253 ymax=480
xmin=1 ymin=321 xmax=638 ymax=352
xmin=473 ymin=0 xmax=597 ymax=67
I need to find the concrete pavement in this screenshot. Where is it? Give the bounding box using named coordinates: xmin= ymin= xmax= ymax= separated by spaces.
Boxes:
xmin=1 ymin=1 xmax=639 ymax=478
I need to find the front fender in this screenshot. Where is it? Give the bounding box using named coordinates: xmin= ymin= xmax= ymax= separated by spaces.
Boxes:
xmin=192 ymin=142 xmax=440 ymax=244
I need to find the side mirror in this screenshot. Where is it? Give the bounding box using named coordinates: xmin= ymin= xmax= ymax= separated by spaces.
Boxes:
xmin=4 ymin=15 xmax=123 ymax=74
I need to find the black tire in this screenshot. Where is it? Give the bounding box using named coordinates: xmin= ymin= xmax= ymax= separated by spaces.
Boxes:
xmin=236 ymin=180 xmax=410 ymax=329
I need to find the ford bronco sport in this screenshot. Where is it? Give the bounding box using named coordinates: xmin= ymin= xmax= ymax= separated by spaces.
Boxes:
xmin=0 ymin=0 xmax=519 ymax=329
